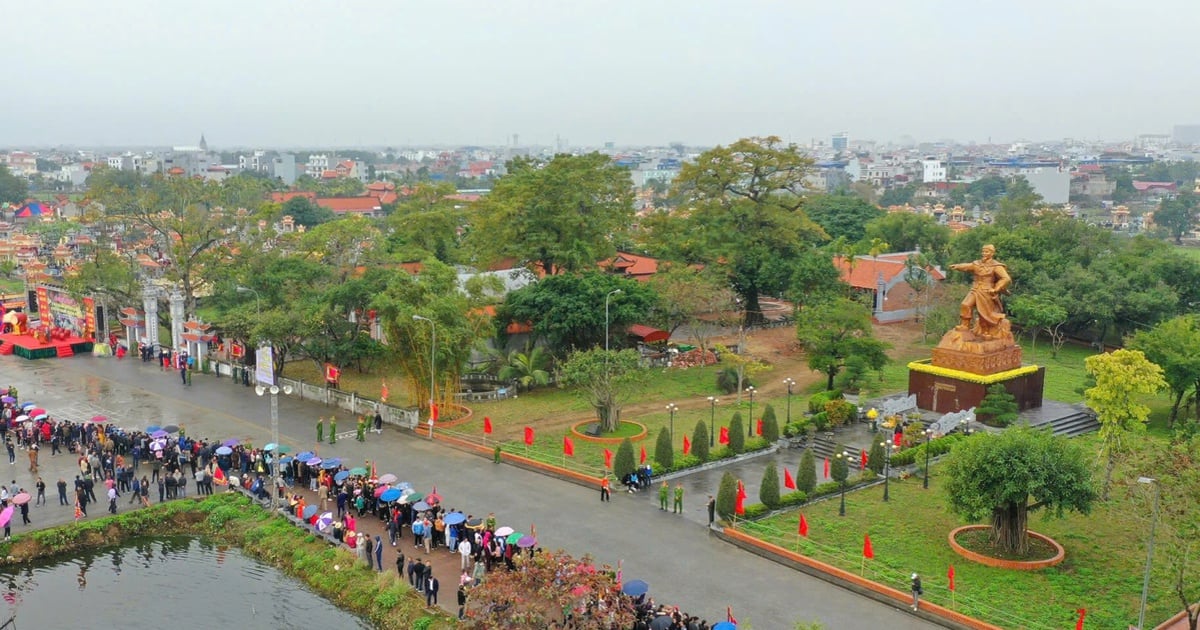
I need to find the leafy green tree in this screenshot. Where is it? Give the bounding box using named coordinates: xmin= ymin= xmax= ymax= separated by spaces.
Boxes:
xmin=648 ymin=136 xmax=828 ymax=324
xmin=830 ymin=446 xmax=849 ymax=484
xmin=1155 ymin=191 xmax=1199 ymax=245
xmin=498 ymin=346 xmax=552 ymax=392
xmin=796 ymin=297 xmax=891 ymax=390
xmin=386 ymin=181 xmax=466 ymax=264
xmin=691 ymin=421 xmax=710 ymax=461
xmin=728 ymin=412 xmax=746 ymax=454
xmin=1085 ymin=349 xmax=1167 ymax=499
xmin=646 ymin=265 xmax=738 ymax=357
xmin=282 ymin=195 xmax=334 ymax=227
xmin=976 ymin=384 xmax=1019 ymax=427
xmin=863 ymin=212 xmax=952 ymax=260
xmin=761 ymin=403 xmax=780 ymax=442
xmin=759 ymin=461 xmax=781 ymax=509
xmin=560 ymin=348 xmax=645 ymax=432
xmin=654 ymin=427 xmax=674 ymax=470
xmin=0 ymin=165 xmax=29 ymax=204
xmin=1128 ymin=315 xmax=1200 ymax=427
xmin=469 ymin=153 xmax=634 ymax=275
xmin=867 ymin=440 xmax=885 ymax=475
xmin=878 ymin=182 xmax=918 ymax=207
xmin=803 ymin=193 xmax=884 ymax=242
xmin=943 ymin=427 xmax=1096 ymax=555
xmin=716 ymin=472 xmax=738 ymax=520
xmin=797 ymin=449 xmax=817 ymax=494
xmin=994 ymin=176 xmax=1044 ymax=227
xmin=614 ymin=438 xmax=635 ymax=480
xmin=1008 ymin=294 xmax=1068 ymax=355
xmin=498 ymin=273 xmax=655 ymax=356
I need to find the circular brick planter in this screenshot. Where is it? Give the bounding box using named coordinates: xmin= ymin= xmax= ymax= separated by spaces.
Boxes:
xmin=948 ymin=525 xmax=1065 ymax=570
xmin=570 ymin=420 xmax=649 ymax=444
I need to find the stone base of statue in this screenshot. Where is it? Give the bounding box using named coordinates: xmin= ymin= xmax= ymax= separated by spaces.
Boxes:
xmin=908 ymin=320 xmax=1044 ymax=414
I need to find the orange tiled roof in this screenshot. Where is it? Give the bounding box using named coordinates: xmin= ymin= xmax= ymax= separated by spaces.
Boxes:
xmin=315 ymin=197 xmax=382 ymax=214
xmin=832 ymin=253 xmax=945 ymax=290
xmin=600 ymin=251 xmax=659 ymax=280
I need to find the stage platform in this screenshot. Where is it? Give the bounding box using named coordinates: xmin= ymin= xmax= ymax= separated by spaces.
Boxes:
xmin=0 ymin=332 xmax=93 ymax=360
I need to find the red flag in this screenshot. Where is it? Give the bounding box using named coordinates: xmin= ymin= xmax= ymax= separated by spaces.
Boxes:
xmin=603 ymin=448 xmax=613 ymax=468
xmin=823 ymin=457 xmax=830 ymax=478
xmin=860 ymin=449 xmax=868 ymax=471
xmin=563 ymin=436 xmax=574 ymax=456
xmin=726 ymin=606 xmax=737 ymax=624
xmin=431 ymin=403 xmax=439 ymax=422
xmin=719 ymin=427 xmax=730 ymax=445
xmin=380 ymin=380 xmax=389 ymax=403
xmin=483 ymin=416 xmax=493 ymax=435
xmin=213 ymin=467 xmax=228 ymax=486
xmin=1075 ymin=608 xmax=1086 ymax=630
xmin=863 ymin=534 xmax=874 ymax=559
xmin=371 ymin=461 xmax=377 ymax=478
xmin=523 ymin=426 xmax=534 ymax=446
xmin=682 ymin=435 xmax=691 ymax=455
xmin=799 ymin=514 xmax=809 ymax=537
xmin=736 ymin=480 xmax=747 ymax=500
xmin=947 ymin=564 xmax=956 ymax=592
xmin=783 ymin=467 xmax=796 ymax=490
xmin=639 ymin=445 xmax=647 ymax=464
xmin=756 ymin=418 xmax=763 ymax=435
xmin=735 ymin=491 xmax=745 ymax=515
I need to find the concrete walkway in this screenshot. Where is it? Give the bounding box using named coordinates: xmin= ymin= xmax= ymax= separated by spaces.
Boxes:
xmin=0 ymin=354 xmax=940 ymax=629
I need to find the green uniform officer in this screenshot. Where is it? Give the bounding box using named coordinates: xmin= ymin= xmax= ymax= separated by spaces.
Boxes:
xmin=673 ymin=483 xmax=683 ymax=514
xmin=329 ymin=416 xmax=337 ymax=444
xmin=317 ymin=417 xmax=324 ymax=443
xmin=658 ymin=481 xmax=669 ymax=510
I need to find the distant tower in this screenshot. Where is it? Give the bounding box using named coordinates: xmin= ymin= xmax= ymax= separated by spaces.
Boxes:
xmin=832 ymin=132 xmax=848 ymax=152
xmin=199 ymin=133 xmax=208 ymax=152
xmin=512 ymin=133 xmax=519 ymax=147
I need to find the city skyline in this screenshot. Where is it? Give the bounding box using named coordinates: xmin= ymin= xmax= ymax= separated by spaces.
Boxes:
xmin=6 ymin=0 xmax=1200 ymax=148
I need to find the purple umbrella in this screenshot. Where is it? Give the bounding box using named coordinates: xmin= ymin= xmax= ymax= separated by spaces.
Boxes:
xmin=221 ymin=438 xmax=240 ymax=447
xmin=377 ymin=473 xmax=397 ymax=484
xmin=316 ymin=512 xmax=334 ymax=531
xmin=306 ymin=457 xmax=322 ymax=467
xmin=150 ymin=430 xmax=168 ymax=439
xmin=517 ymin=535 xmax=537 ymax=549
xmin=0 ymin=396 xmax=14 ymax=404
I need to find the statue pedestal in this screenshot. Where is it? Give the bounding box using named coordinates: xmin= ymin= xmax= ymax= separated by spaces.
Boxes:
xmin=930 ymin=328 xmax=1022 ymax=375
xmin=908 ymin=328 xmax=1044 ymax=414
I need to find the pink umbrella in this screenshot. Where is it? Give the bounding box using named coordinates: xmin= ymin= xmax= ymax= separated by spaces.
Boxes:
xmin=377 ymin=473 xmax=397 ymax=485
xmin=89 ymin=415 xmax=108 ymax=423
xmin=0 ymin=506 xmax=12 ymax=528
xmin=11 ymin=493 xmax=30 ymax=506
xmin=373 ymin=486 xmax=387 ymax=498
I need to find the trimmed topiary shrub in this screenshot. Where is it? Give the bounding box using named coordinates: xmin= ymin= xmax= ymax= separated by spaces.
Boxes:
xmin=614 ymin=438 xmax=635 ymax=480
xmin=977 ymin=383 xmax=1019 ymax=427
xmin=867 ymin=439 xmax=885 ymax=474
xmin=691 ymin=420 xmax=710 ymax=461
xmin=797 ymin=449 xmax=817 ymax=494
xmin=654 ymin=427 xmax=673 ymax=470
xmin=759 ymin=461 xmax=781 ymax=509
xmin=761 ymin=404 xmax=780 ymax=442
xmin=716 ymin=471 xmax=738 ymax=520
xmin=728 ymin=413 xmax=745 ymax=454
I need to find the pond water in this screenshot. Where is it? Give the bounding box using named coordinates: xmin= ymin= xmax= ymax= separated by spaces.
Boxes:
xmin=0 ymin=537 xmax=370 ymax=629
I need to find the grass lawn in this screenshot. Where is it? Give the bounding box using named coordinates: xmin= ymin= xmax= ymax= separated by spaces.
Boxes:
xmin=744 ymin=433 xmax=1178 ymax=630
xmin=0 ymin=278 xmax=24 ymax=294
xmin=1172 ymin=243 xmax=1200 ymax=263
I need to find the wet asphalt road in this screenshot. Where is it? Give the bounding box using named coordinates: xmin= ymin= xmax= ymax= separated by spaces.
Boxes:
xmin=0 ymin=354 xmax=939 ymax=630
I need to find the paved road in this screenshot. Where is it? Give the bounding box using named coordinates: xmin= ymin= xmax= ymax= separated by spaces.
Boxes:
xmin=0 ymin=354 xmax=939 ymax=629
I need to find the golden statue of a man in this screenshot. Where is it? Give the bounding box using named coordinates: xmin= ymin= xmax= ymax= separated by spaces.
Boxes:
xmin=950 ymin=244 xmax=1011 ymax=338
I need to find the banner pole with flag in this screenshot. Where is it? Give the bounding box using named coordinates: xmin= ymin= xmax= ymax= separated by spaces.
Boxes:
xmin=861 ymin=533 xmax=874 ymax=575
xmin=948 ymin=564 xmax=956 ymax=609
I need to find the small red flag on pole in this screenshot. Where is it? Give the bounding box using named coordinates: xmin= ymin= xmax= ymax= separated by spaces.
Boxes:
xmin=798 ymin=514 xmax=809 ymax=537
xmin=639 ymin=445 xmax=647 ymax=464
xmin=947 ymin=564 xmax=955 ymax=591
xmin=735 ymin=480 xmax=746 ymax=515
xmin=863 ymin=533 xmax=874 ymax=559
xmin=563 ymin=436 xmax=574 ymax=456
xmin=860 ymin=449 xmax=868 ymax=471
xmin=756 ymin=419 xmax=763 ymax=435
xmin=719 ymin=427 xmax=730 ymax=445
xmin=726 ymin=606 xmax=737 ymax=624
xmin=823 ymin=457 xmax=830 ymax=478
xmin=783 ymin=467 xmax=796 ymax=490
xmin=380 ymin=380 xmax=389 ymax=403
xmin=431 ymin=402 xmax=439 ymax=422
xmin=1075 ymin=608 xmax=1086 ymax=630
xmin=523 ymin=426 xmax=534 ymax=446
xmin=603 ymin=448 xmax=613 ymax=469
xmin=483 ymin=416 xmax=492 ymax=435
xmin=682 ymin=435 xmax=691 ymax=455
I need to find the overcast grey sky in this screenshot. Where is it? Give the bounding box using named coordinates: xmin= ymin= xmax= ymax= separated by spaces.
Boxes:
xmin=6 ymin=0 xmax=1199 ymax=148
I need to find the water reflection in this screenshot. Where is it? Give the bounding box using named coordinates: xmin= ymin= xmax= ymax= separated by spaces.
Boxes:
xmin=0 ymin=537 xmax=368 ymax=628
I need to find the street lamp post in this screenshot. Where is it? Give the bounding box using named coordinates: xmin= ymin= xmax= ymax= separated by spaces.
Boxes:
xmin=707 ymin=396 xmax=717 ymax=447
xmin=413 ymin=315 xmax=436 ymax=437
xmin=923 ymin=428 xmax=933 ymax=489
xmin=1137 ymin=476 xmax=1160 ymax=630
xmin=604 ymin=289 xmax=622 ymax=353
xmin=960 ymin=418 xmax=972 ymax=437
xmin=255 ymin=383 xmax=292 ymax=508
xmin=666 ymin=403 xmax=678 ymax=445
xmin=881 ymin=438 xmax=895 ymax=502
xmin=746 ymin=386 xmax=756 ymax=437
xmin=236 ymin=286 xmax=260 ymax=317
xmin=835 ymin=452 xmax=847 ymax=516
xmin=783 ymin=378 xmax=795 ymax=426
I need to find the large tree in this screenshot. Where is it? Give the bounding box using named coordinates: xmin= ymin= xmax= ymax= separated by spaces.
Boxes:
xmin=468 ymin=153 xmax=634 ymax=275
xmin=803 ymin=193 xmax=884 ymax=242
xmin=385 ymin=181 xmax=466 ymax=264
xmin=1085 ymin=349 xmax=1167 ymax=499
xmin=651 ymin=136 xmax=828 ymax=324
xmin=943 ymin=426 xmax=1097 ymax=555
xmin=795 ymin=297 xmax=890 ymax=390
xmin=1155 ymin=191 xmax=1199 ymax=245
xmin=0 ymin=165 xmax=29 ymax=204
xmin=1128 ymin=315 xmax=1200 ymax=428
xmin=863 ymin=212 xmax=951 ymax=260
xmin=560 ymin=348 xmax=644 ymax=432
xmin=646 ymin=265 xmax=738 ymax=358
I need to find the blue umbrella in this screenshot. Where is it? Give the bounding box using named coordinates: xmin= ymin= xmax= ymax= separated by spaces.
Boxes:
xmin=296 ymin=451 xmax=315 ymax=462
xmin=333 ymin=471 xmax=351 ymax=483
xmin=412 ymin=500 xmax=431 ymax=511
xmin=443 ymin=512 xmax=466 ymax=526
xmin=620 ymin=580 xmax=649 ymax=597
xmin=264 ymin=442 xmax=278 ymax=451
xmin=321 ymin=460 xmax=340 ymax=470
xmin=302 ymin=505 xmax=318 ymax=520
xmin=215 ymin=446 xmax=233 ymax=456
xmin=145 ymin=425 xmax=162 ymax=433
xmin=379 ymin=488 xmax=402 ymax=503
xmin=279 ymin=456 xmax=294 ymax=464
xmin=20 ymin=402 xmax=35 ymax=411
xmin=397 ymin=481 xmax=412 ymax=490
xmin=712 ymin=623 xmax=736 ymax=630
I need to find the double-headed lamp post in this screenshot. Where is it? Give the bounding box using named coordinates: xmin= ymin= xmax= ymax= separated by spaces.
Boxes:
xmin=666 ymin=403 xmax=678 ymax=444
xmin=783 ymin=378 xmax=795 ymax=426
xmin=881 ymin=438 xmax=896 ymax=502
xmin=923 ymin=428 xmax=934 ymax=489
xmin=413 ymin=315 xmax=436 ymax=436
xmin=236 ymin=286 xmax=261 ymax=317
xmin=1137 ymin=476 xmax=1160 ymax=630
xmin=746 ymin=386 xmax=756 ymax=437
xmin=707 ymin=396 xmax=717 ymax=447
xmin=835 ymin=452 xmax=847 ymax=516
xmin=255 ymin=383 xmax=293 ymax=508
xmin=604 ymin=289 xmax=622 ymax=353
